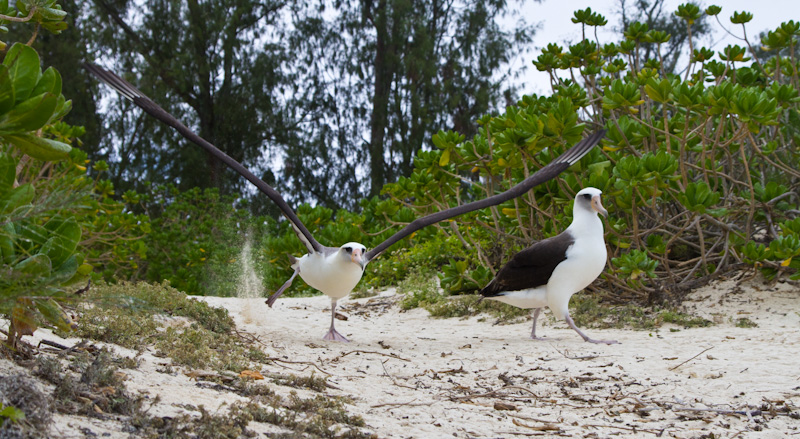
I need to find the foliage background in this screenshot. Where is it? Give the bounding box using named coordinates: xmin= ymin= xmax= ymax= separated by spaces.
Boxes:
xmin=84 ymin=3 xmax=800 ymax=303
xmin=2 ymin=2 xmax=800 ymax=348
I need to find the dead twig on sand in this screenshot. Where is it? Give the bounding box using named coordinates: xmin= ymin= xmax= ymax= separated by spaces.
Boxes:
xmin=550 ymin=345 xmax=600 ymax=361
xmin=448 ymin=385 xmax=538 ymax=402
xmin=584 ymin=423 xmax=661 ymax=434
xmin=512 ymin=418 xmax=561 ymax=432
xmin=337 ymin=349 xmax=411 ymax=362
xmin=371 ymin=399 xmax=436 ymax=408
xmin=263 ymin=357 xmax=332 ymax=376
xmin=509 ymin=414 xmax=560 ymax=424
xmin=37 ymin=338 xmax=71 ymax=350
xmin=232 ymin=328 xmax=333 ymax=375
xmin=380 ymin=359 xmax=418 ymax=390
xmin=669 ymin=346 xmax=713 ymax=371
xmin=673 ymin=406 xmax=766 ymax=417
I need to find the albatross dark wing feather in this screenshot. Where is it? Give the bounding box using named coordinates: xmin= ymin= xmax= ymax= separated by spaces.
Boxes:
xmin=480 ymin=232 xmax=574 ymax=296
xmin=84 ymin=63 xmax=323 ymax=254
xmin=364 ymin=129 xmax=605 ymax=260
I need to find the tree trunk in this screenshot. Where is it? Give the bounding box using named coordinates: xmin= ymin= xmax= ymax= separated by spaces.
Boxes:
xmin=368 ymin=0 xmax=392 ymax=197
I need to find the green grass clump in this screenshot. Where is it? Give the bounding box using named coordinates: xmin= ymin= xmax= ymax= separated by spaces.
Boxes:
xmin=349 ymin=289 xmax=378 ymax=300
xmin=570 ymin=293 xmax=713 ymax=330
xmin=266 ymin=393 xmax=370 ymax=438
xmin=660 ymin=310 xmax=713 ymax=328
xmin=84 ymin=281 xmax=234 ymax=334
xmin=68 ymin=281 xmax=255 ymax=372
xmin=397 ymin=268 xmax=536 ymax=323
xmin=425 ymin=295 xmax=529 ymax=323
xmin=155 ymin=325 xmax=251 ymax=371
xmin=734 ymin=317 xmax=758 ymax=328
xmin=267 ymin=373 xmax=330 ymax=392
xmin=397 ymin=268 xmax=442 ymax=310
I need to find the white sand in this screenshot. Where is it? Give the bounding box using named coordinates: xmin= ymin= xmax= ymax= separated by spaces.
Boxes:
xmin=3 ymin=278 xmax=799 ymax=437
xmin=199 ymin=279 xmax=800 ymax=438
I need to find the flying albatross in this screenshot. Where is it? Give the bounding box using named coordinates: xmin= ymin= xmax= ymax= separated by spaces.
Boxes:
xmin=84 ymin=63 xmax=606 ymax=342
xmin=480 ymin=187 xmax=618 ymax=344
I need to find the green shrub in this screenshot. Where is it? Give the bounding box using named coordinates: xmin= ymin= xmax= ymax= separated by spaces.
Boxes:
xmin=376 ymin=6 xmax=800 ymax=304
xmin=0 ymin=2 xmax=93 ymax=348
xmin=134 ymin=184 xmax=273 ymax=296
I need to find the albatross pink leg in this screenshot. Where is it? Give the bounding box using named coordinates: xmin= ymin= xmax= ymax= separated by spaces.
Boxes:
xmin=564 ymin=314 xmax=619 ymax=345
xmin=530 ymin=308 xmax=545 ymax=340
xmin=323 ymin=299 xmax=349 ymax=342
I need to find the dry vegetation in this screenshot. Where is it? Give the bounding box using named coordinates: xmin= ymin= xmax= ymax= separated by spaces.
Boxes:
xmin=1 ymin=279 xmax=799 ymax=438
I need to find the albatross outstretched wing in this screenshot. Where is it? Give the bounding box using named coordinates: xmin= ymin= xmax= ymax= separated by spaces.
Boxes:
xmin=84 ymin=63 xmax=322 ymax=255
xmin=363 ymin=129 xmax=606 ymax=260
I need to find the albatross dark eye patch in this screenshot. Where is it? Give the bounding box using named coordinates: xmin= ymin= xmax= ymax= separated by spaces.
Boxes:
xmin=582 ymin=193 xmax=592 ymax=200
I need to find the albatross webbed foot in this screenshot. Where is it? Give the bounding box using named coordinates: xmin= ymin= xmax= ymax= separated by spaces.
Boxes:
xmin=586 ymin=337 xmax=619 ymax=345
xmin=323 ymin=299 xmax=350 ymax=342
xmin=565 ymin=314 xmax=619 ymax=345
xmin=323 ymin=327 xmax=350 ymax=342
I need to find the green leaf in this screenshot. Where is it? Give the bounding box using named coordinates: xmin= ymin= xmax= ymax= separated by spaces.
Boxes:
xmin=0 ymin=404 xmax=26 ymax=423
xmin=0 ymin=152 xmax=15 ymax=194
xmin=439 ymin=148 xmax=450 ymax=167
xmin=50 ymin=95 xmax=71 ymax=121
xmin=41 ymin=20 xmax=68 ymax=34
xmin=0 ymin=183 xmax=34 ymax=214
xmin=16 ymin=221 xmax=48 ymax=248
xmin=5 ymin=133 xmax=71 ymax=161
xmin=2 ymin=42 xmax=41 ymax=103
xmin=0 ymin=222 xmax=14 ymax=264
xmin=42 ymin=216 xmax=81 ymax=267
xmin=39 ymin=236 xmax=68 ymax=269
xmin=0 ymin=64 xmax=15 ymax=114
xmin=38 ymin=6 xmax=67 ymax=21
xmin=35 ymin=298 xmax=75 ymax=332
xmin=31 ymin=66 xmax=61 ymax=97
xmin=14 ymin=253 xmax=52 ymax=277
xmin=0 ymin=92 xmax=58 ymax=133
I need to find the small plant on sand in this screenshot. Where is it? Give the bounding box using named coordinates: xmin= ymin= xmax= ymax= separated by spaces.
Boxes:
xmin=0 ymin=403 xmax=25 ymax=426
xmin=734 ymin=317 xmax=758 ymax=328
xmin=425 ymin=295 xmax=529 ymax=323
xmin=267 ymin=373 xmax=331 ymax=392
xmin=570 ymin=293 xmax=712 ymax=330
xmin=0 ymin=374 xmax=52 ymax=438
xmin=68 ymin=281 xmax=258 ymax=372
xmin=398 ymin=267 xmax=443 ymax=310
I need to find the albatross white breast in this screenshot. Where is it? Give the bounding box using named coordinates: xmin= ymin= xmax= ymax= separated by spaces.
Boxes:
xmin=480 ymin=187 xmax=617 ymax=344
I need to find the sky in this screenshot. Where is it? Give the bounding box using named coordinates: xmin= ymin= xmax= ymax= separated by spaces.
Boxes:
xmin=507 ymin=0 xmax=795 ymax=94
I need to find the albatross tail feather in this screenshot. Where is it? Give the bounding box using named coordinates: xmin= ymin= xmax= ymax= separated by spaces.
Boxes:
xmin=479 ymin=280 xmax=504 ymax=298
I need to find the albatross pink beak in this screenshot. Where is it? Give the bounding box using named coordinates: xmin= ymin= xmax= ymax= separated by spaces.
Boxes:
xmin=592 ymin=195 xmax=608 ymax=217
xmin=351 ymin=248 xmax=367 ymax=269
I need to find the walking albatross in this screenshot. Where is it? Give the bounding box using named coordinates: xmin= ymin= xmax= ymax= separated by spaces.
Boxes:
xmin=85 ymin=63 xmax=606 ymax=342
xmin=480 ymin=187 xmax=618 ymax=344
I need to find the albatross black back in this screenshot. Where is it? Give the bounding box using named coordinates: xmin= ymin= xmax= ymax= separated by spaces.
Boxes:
xmin=480 ymin=232 xmax=575 ymax=296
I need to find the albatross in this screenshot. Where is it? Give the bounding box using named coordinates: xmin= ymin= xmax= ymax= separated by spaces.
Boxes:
xmin=85 ymin=63 xmax=606 ymax=342
xmin=480 ymin=187 xmax=618 ymax=345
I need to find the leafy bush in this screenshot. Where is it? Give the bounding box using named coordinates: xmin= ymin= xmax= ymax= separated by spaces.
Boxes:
xmin=1 ymin=1 xmax=148 ymax=350
xmin=130 ymin=184 xmax=273 ymax=296
xmin=377 ymin=5 xmax=800 ymax=304
xmin=0 ymin=3 xmax=87 ymax=348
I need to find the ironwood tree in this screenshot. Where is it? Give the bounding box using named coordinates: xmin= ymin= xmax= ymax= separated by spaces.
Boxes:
xmin=71 ymin=0 xmax=534 ymax=208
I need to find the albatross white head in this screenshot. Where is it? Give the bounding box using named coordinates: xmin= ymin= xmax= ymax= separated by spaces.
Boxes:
xmin=339 ymin=242 xmax=367 ymax=270
xmin=574 ymin=187 xmax=608 ymax=218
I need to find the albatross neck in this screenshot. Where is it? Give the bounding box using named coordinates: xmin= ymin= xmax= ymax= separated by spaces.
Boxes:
xmin=566 ymin=205 xmax=604 ymax=239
